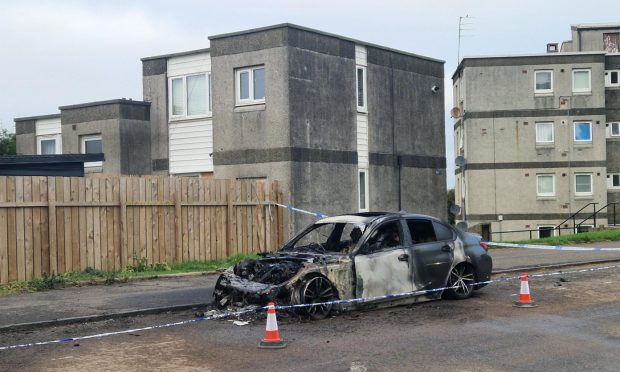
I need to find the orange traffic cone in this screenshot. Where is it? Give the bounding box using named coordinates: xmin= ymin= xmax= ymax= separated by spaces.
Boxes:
xmin=258 ymin=302 xmax=287 ymax=349
xmin=513 ymin=272 xmax=537 ymax=308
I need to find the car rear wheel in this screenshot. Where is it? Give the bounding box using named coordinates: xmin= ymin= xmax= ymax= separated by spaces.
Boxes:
xmin=296 ymin=275 xmax=337 ymax=320
xmin=444 ymin=263 xmax=475 ymax=299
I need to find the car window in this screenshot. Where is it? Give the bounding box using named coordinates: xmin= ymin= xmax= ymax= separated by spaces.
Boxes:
xmin=407 ymin=219 xmax=437 ymax=244
xmin=364 ymin=221 xmax=402 ymax=253
xmin=433 ymin=221 xmax=454 ymax=241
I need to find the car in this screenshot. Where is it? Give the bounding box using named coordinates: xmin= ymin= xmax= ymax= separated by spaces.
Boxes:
xmin=213 ymin=212 xmax=492 ymax=318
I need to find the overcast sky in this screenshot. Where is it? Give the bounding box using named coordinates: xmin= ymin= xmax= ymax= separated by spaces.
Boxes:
xmin=1 ymin=0 xmax=615 ymax=187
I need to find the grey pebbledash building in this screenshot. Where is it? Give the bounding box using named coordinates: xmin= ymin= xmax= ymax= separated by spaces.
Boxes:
xmin=453 ymin=23 xmax=620 ymax=240
xmin=16 ymin=23 xmax=448 ymax=230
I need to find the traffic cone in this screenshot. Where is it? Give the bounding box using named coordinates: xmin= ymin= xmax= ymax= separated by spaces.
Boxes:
xmin=513 ymin=272 xmax=537 ymax=308
xmin=258 ymin=302 xmax=287 ymax=349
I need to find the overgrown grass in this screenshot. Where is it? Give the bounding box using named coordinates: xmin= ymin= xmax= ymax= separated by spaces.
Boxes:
xmin=0 ymin=253 xmax=258 ymax=297
xmin=507 ymin=228 xmax=620 ymax=245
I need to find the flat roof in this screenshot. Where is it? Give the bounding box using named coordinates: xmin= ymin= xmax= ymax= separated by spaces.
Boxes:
xmin=14 ymin=113 xmax=60 ymax=122
xmin=141 ymin=48 xmax=211 ymax=62
xmin=209 ymin=23 xmax=444 ymax=64
xmin=452 ymin=51 xmax=607 ymax=80
xmin=59 ymin=98 xmax=150 ymax=111
xmin=571 ymin=23 xmax=620 ymax=30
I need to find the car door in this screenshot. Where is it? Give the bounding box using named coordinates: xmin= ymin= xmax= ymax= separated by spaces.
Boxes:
xmin=407 ymin=219 xmax=454 ymax=290
xmin=354 ymin=220 xmax=414 ymax=298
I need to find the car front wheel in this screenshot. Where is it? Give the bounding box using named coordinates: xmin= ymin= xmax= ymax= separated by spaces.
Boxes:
xmin=444 ymin=263 xmax=475 ymax=299
xmin=295 ymin=275 xmax=337 ymax=320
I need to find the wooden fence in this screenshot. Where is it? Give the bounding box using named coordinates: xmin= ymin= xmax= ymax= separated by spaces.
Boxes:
xmin=0 ymin=176 xmax=285 ymax=284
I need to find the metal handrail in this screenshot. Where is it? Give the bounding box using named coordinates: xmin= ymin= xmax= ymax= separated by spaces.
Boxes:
xmin=576 ymin=202 xmax=619 ymax=229
xmin=555 ymin=202 xmax=597 ymax=236
xmin=489 ymin=226 xmax=576 ymax=241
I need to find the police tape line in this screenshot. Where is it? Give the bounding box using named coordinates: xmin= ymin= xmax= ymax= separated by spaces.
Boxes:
xmin=487 ymin=241 xmax=620 ymax=251
xmin=271 ymin=202 xmax=328 ymax=219
xmin=1 ymin=263 xmax=619 ymax=351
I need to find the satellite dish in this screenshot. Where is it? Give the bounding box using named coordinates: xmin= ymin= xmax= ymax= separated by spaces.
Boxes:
xmin=449 ymin=204 xmax=461 ymax=215
xmin=455 ymin=156 xmax=466 ymax=167
xmin=456 ymin=221 xmax=468 ymax=231
xmin=450 ymin=107 xmax=461 ymax=118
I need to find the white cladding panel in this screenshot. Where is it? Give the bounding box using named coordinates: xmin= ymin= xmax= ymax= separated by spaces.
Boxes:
xmin=357 ymin=114 xmax=369 ymax=168
xmin=35 ymin=117 xmax=61 ymax=136
xmin=169 ymin=120 xmax=213 ymax=174
xmin=355 ymin=45 xmax=367 ymax=66
xmin=168 ymin=52 xmax=211 ymax=77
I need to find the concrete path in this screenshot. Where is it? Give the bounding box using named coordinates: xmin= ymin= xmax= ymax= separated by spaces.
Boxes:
xmin=0 ymin=240 xmax=618 ymax=330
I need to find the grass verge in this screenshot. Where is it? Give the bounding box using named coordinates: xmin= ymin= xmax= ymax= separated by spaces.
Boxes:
xmin=504 ymin=228 xmax=620 ymax=245
xmin=0 ymin=253 xmax=258 ymax=297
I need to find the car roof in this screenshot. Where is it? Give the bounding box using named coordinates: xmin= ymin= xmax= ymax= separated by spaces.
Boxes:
xmin=317 ymin=212 xmax=443 ymax=225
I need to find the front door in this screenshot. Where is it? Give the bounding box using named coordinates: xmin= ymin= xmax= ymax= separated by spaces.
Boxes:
xmin=354 ymin=221 xmax=414 ymax=298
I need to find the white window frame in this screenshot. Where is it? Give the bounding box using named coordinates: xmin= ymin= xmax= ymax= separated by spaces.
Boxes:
xmin=536 ymin=174 xmax=555 ymax=197
xmin=358 ymin=169 xmax=369 ymax=212
xmin=356 ymin=66 xmax=367 ymax=112
xmin=534 ymin=70 xmax=553 ymax=94
xmin=574 ymin=173 xmax=593 ymax=196
xmin=535 ymin=122 xmax=554 ymax=144
xmin=81 ymin=134 xmax=103 ymax=167
xmin=605 ymin=70 xmax=620 ymax=87
xmin=537 ymin=225 xmax=555 ymax=239
xmin=36 ymin=134 xmax=62 ymax=155
xmin=574 ymin=121 xmax=592 ymax=142
xmin=235 ymin=66 xmax=265 ymax=106
xmin=168 ymin=72 xmax=212 ymax=120
xmin=607 ymin=173 xmax=620 ymax=189
xmin=610 ymin=122 xmax=620 ymax=137
xmin=572 ymin=69 xmax=591 ymax=93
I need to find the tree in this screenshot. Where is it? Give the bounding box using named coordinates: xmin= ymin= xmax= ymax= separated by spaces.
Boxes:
xmin=0 ymin=129 xmax=16 ymax=155
xmin=447 ymin=188 xmax=456 ymax=225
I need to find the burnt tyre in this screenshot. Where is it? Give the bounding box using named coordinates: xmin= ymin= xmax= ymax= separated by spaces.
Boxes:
xmin=444 ymin=263 xmax=476 ymax=300
xmin=295 ymin=275 xmax=338 ymax=320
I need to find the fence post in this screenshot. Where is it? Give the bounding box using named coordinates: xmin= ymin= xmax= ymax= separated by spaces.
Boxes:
xmin=47 ymin=177 xmax=57 ymax=275
xmin=227 ymin=179 xmax=235 ymax=256
xmin=119 ymin=177 xmax=128 ymax=268
xmin=174 ymin=178 xmax=183 ymax=262
xmin=593 ymin=203 xmax=597 ymax=230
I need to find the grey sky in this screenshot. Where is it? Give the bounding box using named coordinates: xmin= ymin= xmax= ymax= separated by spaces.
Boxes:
xmin=0 ymin=0 xmax=615 ymax=187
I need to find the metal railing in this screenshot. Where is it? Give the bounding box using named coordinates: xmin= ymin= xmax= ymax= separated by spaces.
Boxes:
xmin=488 ymin=202 xmax=619 ymax=241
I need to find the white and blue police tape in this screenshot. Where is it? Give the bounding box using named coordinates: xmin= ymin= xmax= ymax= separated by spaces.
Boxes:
xmin=271 ymin=202 xmax=328 ymax=219
xmin=487 ymin=241 xmax=620 ymax=251
xmin=2 ymin=263 xmax=619 ymax=352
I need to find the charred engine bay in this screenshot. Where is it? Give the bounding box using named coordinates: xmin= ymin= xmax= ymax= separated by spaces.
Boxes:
xmin=213 ymin=252 xmax=342 ymax=307
xmin=234 ymin=258 xmax=304 ymax=284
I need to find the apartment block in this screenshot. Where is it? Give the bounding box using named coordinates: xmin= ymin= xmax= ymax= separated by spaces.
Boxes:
xmin=453 ymin=23 xmax=620 ymax=240
xmin=15 ymin=23 xmax=447 ymax=232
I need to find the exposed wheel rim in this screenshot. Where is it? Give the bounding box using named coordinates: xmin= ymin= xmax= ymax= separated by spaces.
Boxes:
xmin=449 ymin=265 xmax=475 ymax=296
xmin=301 ymin=276 xmax=335 ymax=317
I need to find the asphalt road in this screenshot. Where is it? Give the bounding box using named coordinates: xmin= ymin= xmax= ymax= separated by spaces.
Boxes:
xmin=1 ymin=262 xmax=619 ymax=371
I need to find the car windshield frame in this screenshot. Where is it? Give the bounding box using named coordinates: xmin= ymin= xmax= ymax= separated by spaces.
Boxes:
xmin=279 ymin=222 xmax=369 ymax=254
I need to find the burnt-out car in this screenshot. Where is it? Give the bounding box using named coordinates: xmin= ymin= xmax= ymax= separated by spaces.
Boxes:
xmin=213 ymin=212 xmax=492 ymax=318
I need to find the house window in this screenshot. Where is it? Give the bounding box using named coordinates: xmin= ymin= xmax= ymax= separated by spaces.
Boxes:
xmin=575 ymin=173 xmax=593 ymax=195
xmin=358 ymin=169 xmax=369 ymax=211
xmin=605 ymin=70 xmax=620 ymax=87
xmin=572 ymin=69 xmax=591 ymax=93
xmin=603 ymin=32 xmax=619 ymax=53
xmin=538 ymin=226 xmax=555 ymax=239
xmin=574 ymin=122 xmax=592 ymax=142
xmin=610 ymin=122 xmax=620 ymax=137
xmin=534 ymin=70 xmax=553 ymax=93
xmin=170 ymin=73 xmax=212 ymax=119
xmin=235 ymin=66 xmax=265 ymax=105
xmin=537 ymin=174 xmax=555 ymax=197
xmin=356 ymin=66 xmax=367 ymax=112
xmin=81 ymin=135 xmax=103 ymax=167
xmin=37 ymin=135 xmax=61 ymax=155
xmin=607 ymin=174 xmax=620 ymax=189
xmin=535 ymin=122 xmax=554 ymax=143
